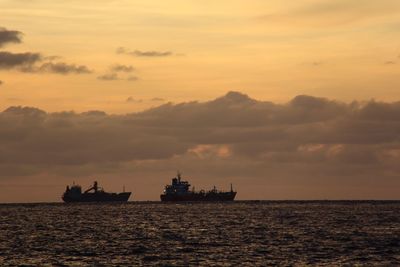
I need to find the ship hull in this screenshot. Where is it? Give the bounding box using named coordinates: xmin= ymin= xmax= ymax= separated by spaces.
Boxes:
xmin=62 ymin=192 xmax=131 ymax=203
xmin=160 ymin=192 xmax=236 ymax=202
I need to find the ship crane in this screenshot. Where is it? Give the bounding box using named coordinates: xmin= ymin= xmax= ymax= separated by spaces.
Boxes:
xmin=84 ymin=181 xmax=100 ymax=194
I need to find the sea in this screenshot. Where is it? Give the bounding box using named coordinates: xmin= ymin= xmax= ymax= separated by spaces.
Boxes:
xmin=0 ymin=201 xmax=399 ymax=266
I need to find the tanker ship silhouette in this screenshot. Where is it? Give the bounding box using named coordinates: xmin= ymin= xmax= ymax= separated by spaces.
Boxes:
xmin=160 ymin=172 xmax=236 ymax=202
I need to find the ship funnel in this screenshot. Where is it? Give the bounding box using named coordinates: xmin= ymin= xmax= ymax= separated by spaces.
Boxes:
xmin=230 ymin=183 xmax=233 ymax=192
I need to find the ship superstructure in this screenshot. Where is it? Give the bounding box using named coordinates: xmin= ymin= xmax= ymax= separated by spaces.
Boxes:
xmin=160 ymin=173 xmax=236 ymax=202
xmin=62 ymin=181 xmax=131 ymax=202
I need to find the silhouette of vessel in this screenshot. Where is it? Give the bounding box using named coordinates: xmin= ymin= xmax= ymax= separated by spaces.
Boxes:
xmin=160 ymin=172 xmax=236 ymax=202
xmin=62 ymin=181 xmax=131 ymax=202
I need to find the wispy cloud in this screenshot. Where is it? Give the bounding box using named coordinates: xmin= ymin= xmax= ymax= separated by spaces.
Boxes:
xmin=97 ymin=73 xmax=119 ymax=81
xmin=126 ymin=97 xmax=142 ymax=103
xmin=116 ymin=47 xmax=173 ymax=57
xmin=257 ymin=0 xmax=400 ymax=28
xmin=37 ymin=62 xmax=92 ymax=74
xmin=97 ymin=64 xmax=138 ymax=81
xmin=125 ymin=97 xmax=165 ymax=103
xmin=110 ymin=64 xmax=135 ymax=73
xmin=97 ymin=73 xmax=138 ymax=81
xmin=151 ymin=97 xmax=165 ymax=102
xmin=384 ymin=61 xmax=396 ymax=65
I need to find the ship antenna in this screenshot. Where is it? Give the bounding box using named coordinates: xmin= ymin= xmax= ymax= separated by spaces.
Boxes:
xmin=177 ymin=170 xmax=181 ymax=182
xmin=123 ymin=185 xmax=125 ymax=192
xmin=231 ymin=183 xmax=233 ymax=192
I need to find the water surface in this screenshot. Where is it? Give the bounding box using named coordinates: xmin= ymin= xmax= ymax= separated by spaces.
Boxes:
xmin=0 ymin=201 xmax=399 ymax=266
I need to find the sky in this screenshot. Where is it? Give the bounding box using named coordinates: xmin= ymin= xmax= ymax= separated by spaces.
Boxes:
xmin=0 ymin=0 xmax=400 ymax=202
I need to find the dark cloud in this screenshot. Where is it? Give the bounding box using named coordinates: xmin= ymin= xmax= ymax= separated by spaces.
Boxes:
xmin=0 ymin=28 xmax=91 ymax=75
xmin=0 ymin=52 xmax=91 ymax=75
xmin=127 ymin=76 xmax=138 ymax=81
xmin=117 ymin=47 xmax=173 ymax=57
xmin=0 ymin=27 xmax=23 ymax=47
xmin=384 ymin=61 xmax=396 ymax=65
xmin=0 ymin=80 xmax=3 ymax=85
xmin=0 ymin=51 xmax=42 ymax=70
xmin=1 ymin=92 xmax=400 ymax=199
xmin=97 ymin=73 xmax=119 ymax=80
xmin=110 ymin=64 xmax=135 ymax=73
xmin=37 ymin=62 xmax=92 ymax=74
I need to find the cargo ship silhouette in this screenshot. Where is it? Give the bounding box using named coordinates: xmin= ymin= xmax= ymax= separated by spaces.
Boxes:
xmin=160 ymin=172 xmax=236 ymax=202
xmin=62 ymin=181 xmax=131 ymax=202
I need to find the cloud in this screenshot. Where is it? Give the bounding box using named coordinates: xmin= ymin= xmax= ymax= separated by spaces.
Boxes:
xmin=126 ymin=97 xmax=166 ymax=103
xmin=43 ymin=55 xmax=61 ymax=61
xmin=97 ymin=73 xmax=138 ymax=81
xmin=37 ymin=62 xmax=92 ymax=74
xmin=98 ymin=65 xmax=137 ymax=81
xmin=312 ymin=61 xmax=323 ymax=67
xmin=0 ymin=80 xmax=3 ymax=85
xmin=151 ymin=97 xmax=165 ymax=102
xmin=1 ymin=92 xmax=400 ymax=199
xmin=0 ymin=51 xmax=42 ymax=70
xmin=132 ymin=50 xmax=172 ymax=57
xmin=126 ymin=97 xmax=142 ymax=103
xmin=97 ymin=73 xmax=119 ymax=80
xmin=0 ymin=28 xmax=91 ymax=75
xmin=0 ymin=52 xmax=91 ymax=74
xmin=384 ymin=61 xmax=396 ymax=65
xmin=19 ymin=61 xmax=92 ymax=74
xmin=116 ymin=47 xmax=173 ymax=57
xmin=0 ymin=27 xmax=23 ymax=47
xmin=110 ymin=64 xmax=134 ymax=73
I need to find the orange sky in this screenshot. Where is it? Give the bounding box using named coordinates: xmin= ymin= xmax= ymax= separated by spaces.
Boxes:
xmin=1 ymin=1 xmax=400 ymax=202
xmin=1 ymin=0 xmax=400 ymax=113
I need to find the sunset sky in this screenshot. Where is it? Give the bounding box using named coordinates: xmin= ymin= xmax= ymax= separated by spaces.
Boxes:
xmin=1 ymin=0 xmax=400 ymax=202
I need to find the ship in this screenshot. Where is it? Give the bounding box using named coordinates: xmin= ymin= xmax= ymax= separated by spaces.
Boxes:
xmin=62 ymin=181 xmax=131 ymax=203
xmin=160 ymin=172 xmax=236 ymax=202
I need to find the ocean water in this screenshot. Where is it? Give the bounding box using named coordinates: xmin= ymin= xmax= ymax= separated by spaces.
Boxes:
xmin=0 ymin=201 xmax=399 ymax=266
